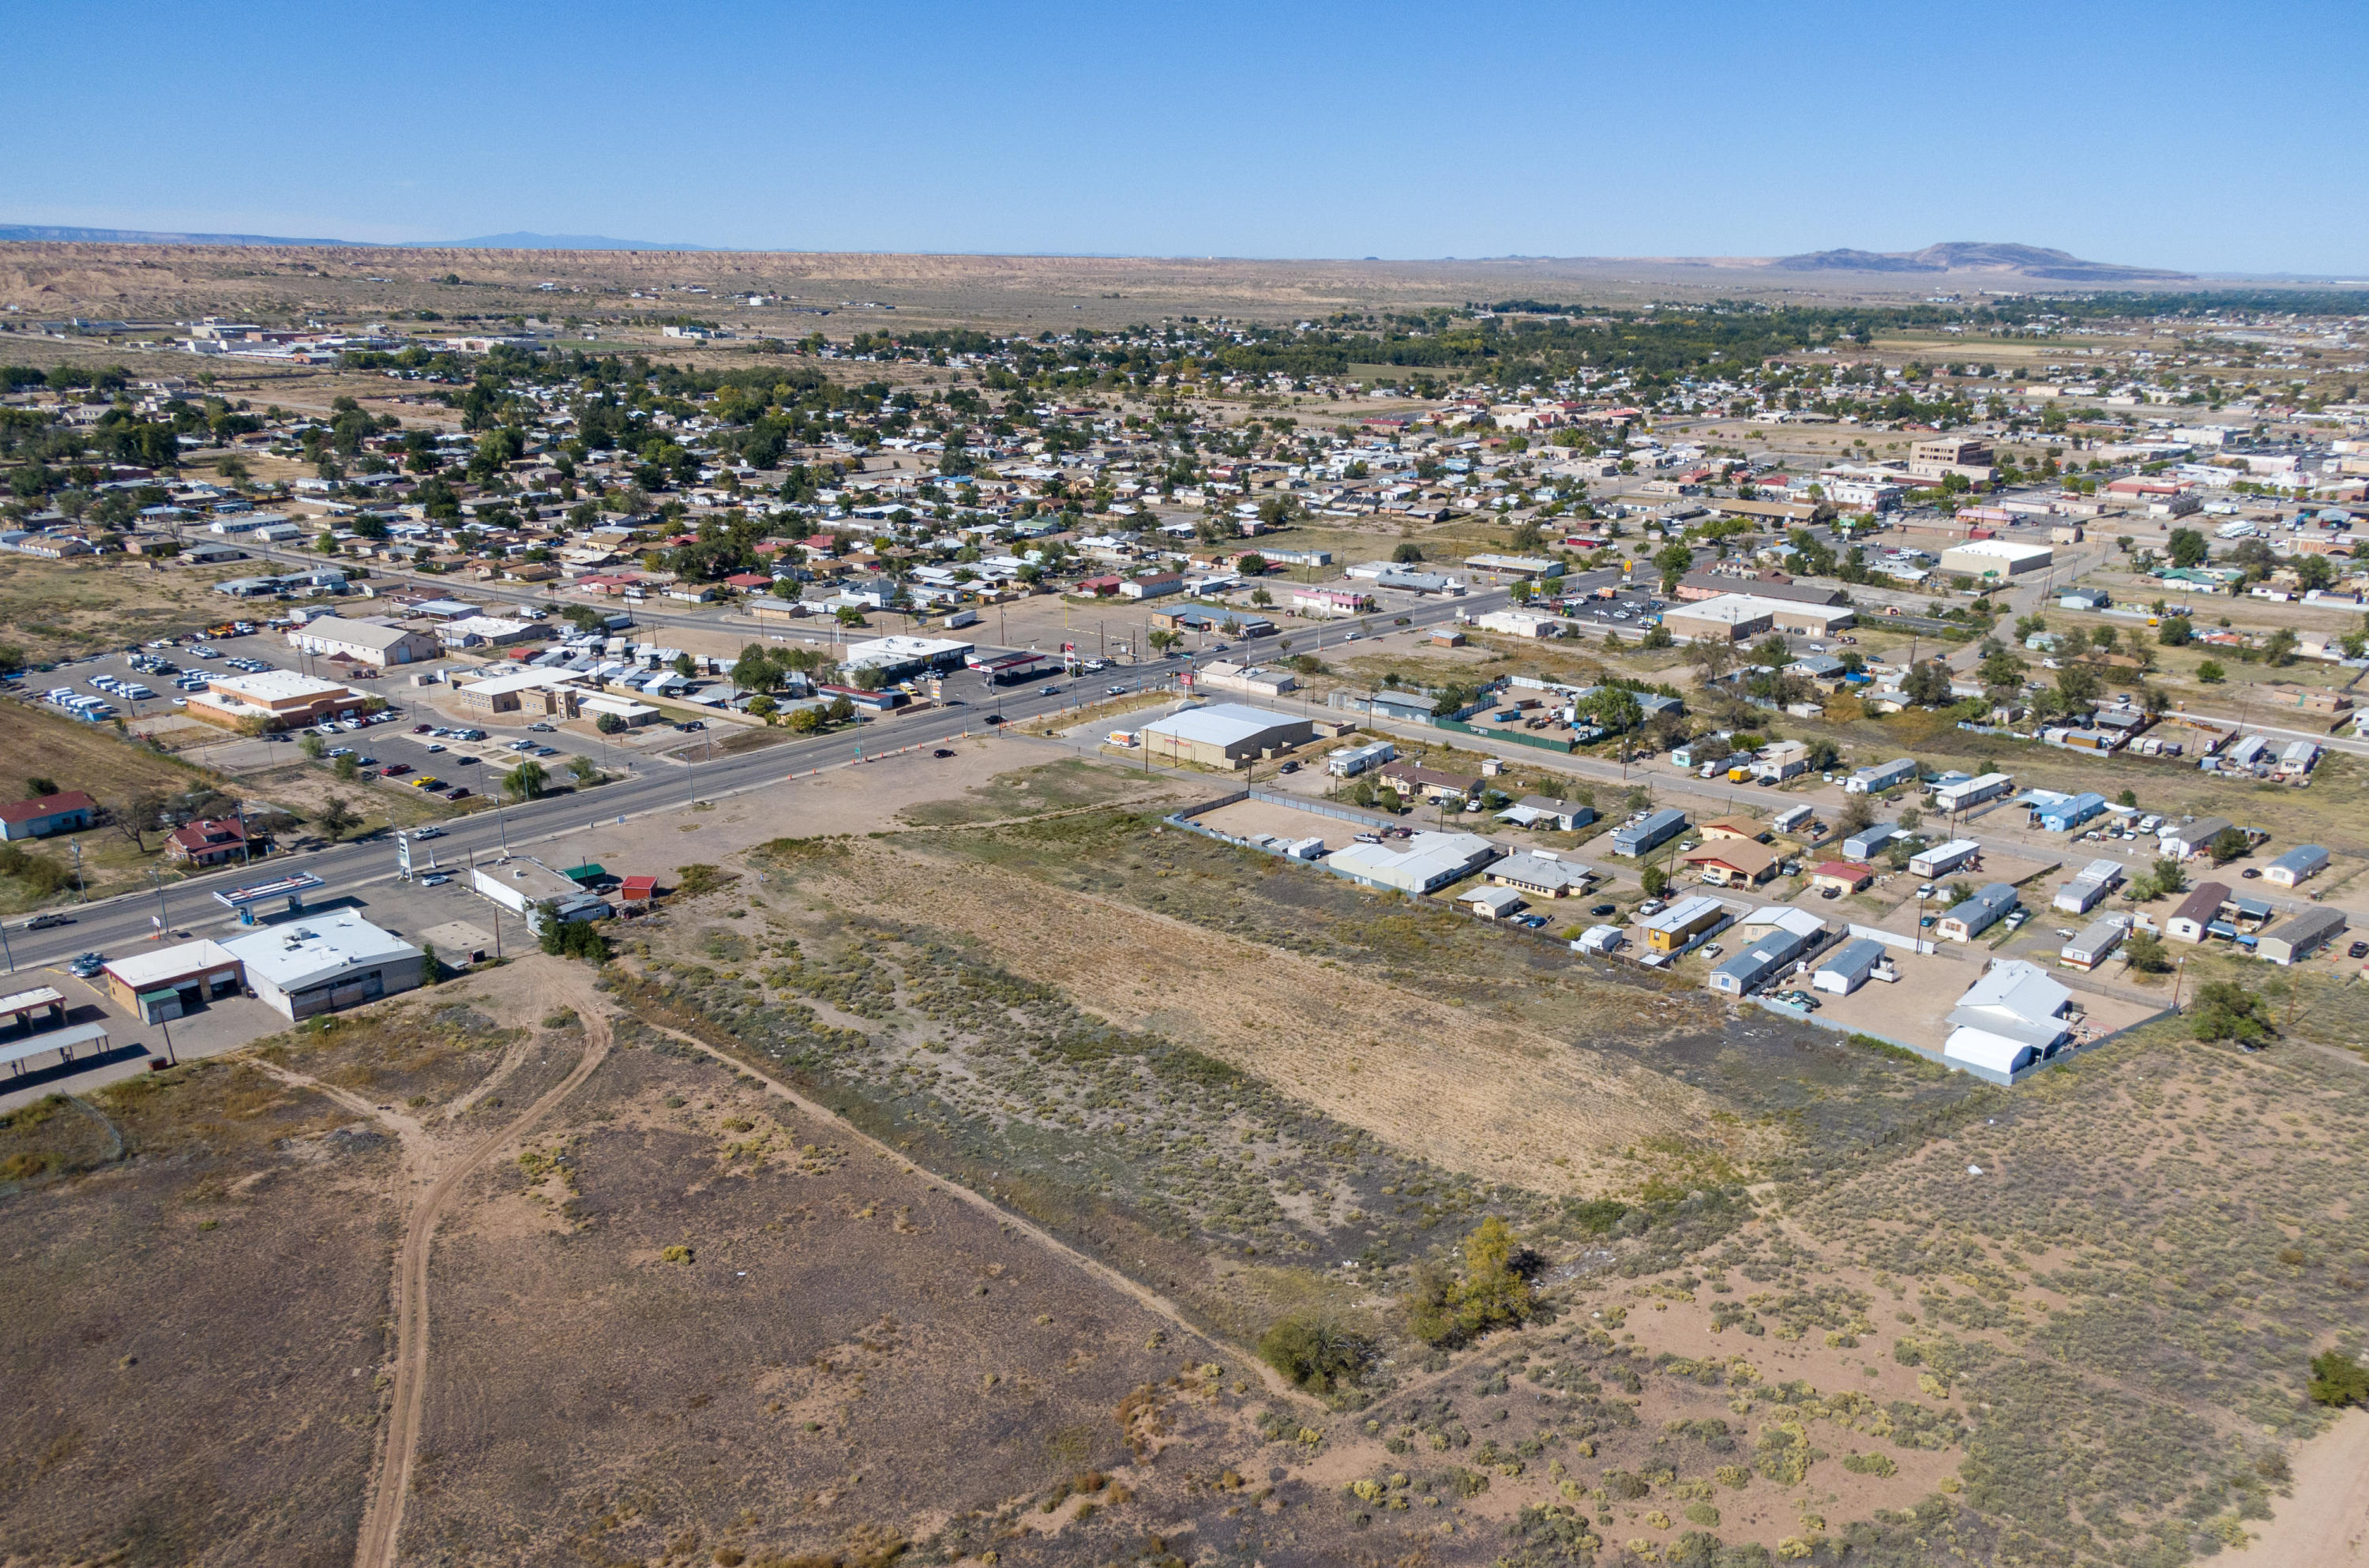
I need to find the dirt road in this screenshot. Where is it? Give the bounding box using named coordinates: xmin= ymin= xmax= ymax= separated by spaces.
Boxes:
xmin=257 ymin=964 xmax=614 ymax=1568
xmin=629 ymin=1011 xmax=1312 ymax=1405
xmin=2245 ymin=1409 xmax=2369 ymax=1563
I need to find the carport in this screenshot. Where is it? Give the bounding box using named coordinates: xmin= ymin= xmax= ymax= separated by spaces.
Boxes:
xmin=1 ymin=1021 xmax=109 ymax=1078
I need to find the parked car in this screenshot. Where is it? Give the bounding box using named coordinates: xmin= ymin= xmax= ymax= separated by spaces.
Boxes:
xmin=932 ymin=748 xmax=955 ymax=759
xmin=67 ymin=953 xmax=104 ymax=979
xmin=419 ymin=872 xmax=451 ymax=887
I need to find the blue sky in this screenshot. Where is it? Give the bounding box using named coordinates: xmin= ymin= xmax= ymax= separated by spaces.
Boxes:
xmin=7 ymin=0 xmax=2363 ymax=274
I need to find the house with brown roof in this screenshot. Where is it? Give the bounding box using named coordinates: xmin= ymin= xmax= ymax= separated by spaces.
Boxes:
xmin=1377 ymin=761 xmax=1481 ymax=803
xmin=1680 ymin=838 xmax=1784 ymax=887
xmin=2167 ymin=882 xmax=2232 ymax=943
xmin=1699 ymin=816 xmax=1771 ymax=843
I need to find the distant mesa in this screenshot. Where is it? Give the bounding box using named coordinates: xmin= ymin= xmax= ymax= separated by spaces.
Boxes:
xmin=0 ymin=223 xmax=713 ymax=252
xmin=426 ymin=231 xmax=715 ymax=252
xmin=1769 ymin=242 xmax=2191 ymax=283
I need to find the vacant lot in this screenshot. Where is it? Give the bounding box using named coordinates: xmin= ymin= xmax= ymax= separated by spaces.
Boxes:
xmin=0 ymin=554 xmax=242 ymax=662
xmin=0 ymin=1056 xmax=398 ymax=1568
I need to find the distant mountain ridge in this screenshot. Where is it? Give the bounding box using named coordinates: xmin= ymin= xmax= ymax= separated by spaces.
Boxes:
xmin=0 ymin=223 xmax=371 ymax=247
xmin=0 ymin=223 xmax=709 ymax=251
xmin=1770 ymin=242 xmax=2191 ymax=282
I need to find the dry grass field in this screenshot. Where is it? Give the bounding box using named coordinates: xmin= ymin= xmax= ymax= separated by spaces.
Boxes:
xmin=0 ymin=554 xmax=246 ymax=662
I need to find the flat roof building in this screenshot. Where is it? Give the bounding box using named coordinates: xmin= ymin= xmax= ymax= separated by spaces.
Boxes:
xmin=1140 ymin=703 xmax=1313 ymax=771
xmin=1943 ymin=959 xmax=2074 ymax=1084
xmin=285 ymin=615 xmax=441 ymax=667
xmin=1939 ymin=539 xmax=2052 ymax=579
xmin=186 ymin=670 xmax=369 ymax=732
xmin=1637 ymin=893 xmax=1729 ymax=954
xmin=1611 ymin=808 xmax=1689 ymax=858
xmin=101 ymin=940 xmax=245 ymax=1023
xmin=1324 ymin=830 xmax=1500 ymax=895
xmin=222 ymin=913 xmax=422 ymax=1022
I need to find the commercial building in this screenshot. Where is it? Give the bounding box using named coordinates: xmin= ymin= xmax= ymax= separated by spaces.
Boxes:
xmin=471 ymin=857 xmax=611 ymax=932
xmin=1637 ymin=894 xmax=1729 ymax=955
xmin=1812 ymin=936 xmax=1892 ymax=995
xmin=1140 ymin=703 xmax=1314 ymax=770
xmin=223 ymin=913 xmax=422 ymax=1022
xmin=2262 ymin=845 xmax=2330 ymax=887
xmin=101 ymin=940 xmax=245 ymax=1023
xmin=1707 ymin=925 xmax=1812 ymax=996
xmin=1472 ymin=610 xmax=1568 ymax=639
xmin=1195 ymin=662 xmax=1296 ymax=698
xmin=1323 ymin=830 xmax=1500 ymax=895
xmin=455 ymin=666 xmax=583 ymax=720
xmin=283 ymin=615 xmax=440 ymax=667
xmin=1943 ymin=960 xmax=2075 ymax=1084
xmin=1611 ymin=808 xmax=1688 ymax=858
xmin=186 ymin=670 xmax=369 ymax=733
xmin=1936 ymin=883 xmax=2018 ymax=941
xmin=1845 ymin=758 xmax=1919 ymax=795
xmin=1462 ymin=553 xmax=1564 ymax=580
xmin=0 ymin=790 xmax=96 ymax=842
xmin=1938 ymin=539 xmax=2052 ymax=580
xmin=838 ymin=636 xmax=975 ymax=679
xmin=1909 ymin=838 xmax=1982 ymax=879
xmin=2059 ymin=918 xmax=2127 ymax=971
xmin=1661 ymin=592 xmax=1856 ymax=642
xmin=2166 ymin=883 xmax=2232 ymax=943
xmin=2258 ymin=908 xmax=2346 ymax=966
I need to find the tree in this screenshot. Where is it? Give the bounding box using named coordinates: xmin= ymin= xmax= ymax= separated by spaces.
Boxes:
xmin=2167 ymin=527 xmax=2208 ymax=568
xmin=1406 ymin=1216 xmax=1534 ymax=1347
xmin=335 ymin=753 xmax=359 ymax=782
xmin=317 ymin=794 xmax=361 ymax=841
xmin=786 ymin=706 xmax=823 ymax=734
xmin=23 ymin=776 xmax=58 ymax=799
xmin=2196 ymin=659 xmax=2226 ymax=684
xmin=2262 ymin=627 xmax=2298 ymax=666
xmin=299 ymin=733 xmax=327 ymax=760
xmin=2189 ymin=980 xmax=2270 ymax=1044
xmin=1836 ymin=792 xmax=1875 ymax=837
xmin=672 ymin=652 xmax=696 ymax=678
xmin=2124 ymin=929 xmax=2171 ymax=974
xmin=568 ymin=752 xmax=599 ymax=786
xmin=1508 ymin=579 xmax=1534 ymax=604
xmin=111 ymin=789 xmax=168 ymax=853
xmin=2157 ymin=616 xmax=2192 ymax=647
xmin=504 ymin=759 xmax=548 ymax=801
xmin=1654 ymin=542 xmax=1695 ymax=591
xmin=1903 ymin=661 xmax=1955 ymax=706
xmin=1640 ymin=864 xmax=1670 ymax=898
xmin=2055 ymin=661 xmax=2103 ymax=714
xmin=2209 ymin=827 xmax=2250 ymax=865
xmin=1978 ymin=643 xmax=2027 ymax=689
xmin=1392 ymin=541 xmax=1425 ymax=564
xmin=747 ymin=694 xmax=779 ymax=722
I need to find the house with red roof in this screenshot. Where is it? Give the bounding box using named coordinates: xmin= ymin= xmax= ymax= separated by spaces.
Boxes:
xmin=0 ymin=790 xmax=96 ymax=842
xmin=167 ymin=816 xmax=259 ymax=868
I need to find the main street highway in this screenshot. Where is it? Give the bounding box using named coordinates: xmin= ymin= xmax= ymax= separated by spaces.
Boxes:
xmin=1 ymin=576 xmax=1523 ymax=974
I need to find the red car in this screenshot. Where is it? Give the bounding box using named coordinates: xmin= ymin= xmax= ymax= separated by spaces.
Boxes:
xmin=381 ymin=762 xmax=412 ymax=777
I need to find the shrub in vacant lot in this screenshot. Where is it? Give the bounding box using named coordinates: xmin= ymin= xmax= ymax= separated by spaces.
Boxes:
xmin=1258 ymin=1313 xmax=1374 ymax=1396
xmin=2310 ymin=1351 xmax=2369 ymax=1408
